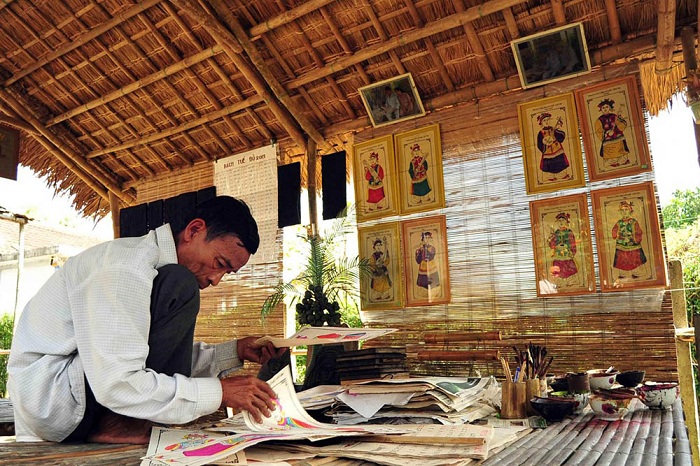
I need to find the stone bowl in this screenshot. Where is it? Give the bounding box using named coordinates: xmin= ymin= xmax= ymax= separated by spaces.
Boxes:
xmin=550 ymin=391 xmax=589 ymax=414
xmin=529 ymin=396 xmax=576 ymax=422
xmin=616 ymin=370 xmax=646 ymax=388
xmin=636 ymin=382 xmax=679 ymax=410
xmin=589 ymin=393 xmax=633 ymax=420
xmin=587 ymin=370 xmax=619 ymax=390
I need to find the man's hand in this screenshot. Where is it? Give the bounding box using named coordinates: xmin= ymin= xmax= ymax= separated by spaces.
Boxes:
xmin=237 ymin=336 xmax=288 ymax=366
xmin=220 ymin=375 xmax=278 ymax=423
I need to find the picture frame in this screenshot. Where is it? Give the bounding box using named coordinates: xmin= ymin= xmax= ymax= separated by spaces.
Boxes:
xmin=358 ymin=222 xmax=404 ymax=310
xmin=394 ymin=123 xmax=446 ymax=214
xmin=511 ymin=22 xmax=591 ymax=89
xmin=590 ymin=182 xmax=667 ymax=292
xmin=574 ymin=75 xmax=652 ymax=181
xmin=518 ymin=93 xmax=586 ymax=194
xmin=529 ymin=193 xmax=596 ymax=297
xmin=358 ymin=73 xmax=426 ymax=128
xmin=352 ymin=135 xmax=400 ymax=222
xmin=401 ymin=215 xmax=450 ymax=307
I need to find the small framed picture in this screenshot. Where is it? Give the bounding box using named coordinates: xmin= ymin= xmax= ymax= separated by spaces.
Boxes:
xmin=517 ymin=93 xmax=586 ymax=194
xmin=394 ymin=123 xmax=445 ymax=214
xmin=352 ymin=135 xmax=400 ymax=222
xmin=529 ymin=193 xmax=596 ymax=297
xmin=358 ymin=73 xmax=426 ymax=128
xmin=590 ymin=182 xmax=668 ymax=292
xmin=358 ymin=222 xmax=404 ymax=310
xmin=511 ymin=22 xmax=591 ymax=89
xmin=574 ymin=75 xmax=652 ymax=181
xmin=401 ymin=215 xmax=450 ymax=307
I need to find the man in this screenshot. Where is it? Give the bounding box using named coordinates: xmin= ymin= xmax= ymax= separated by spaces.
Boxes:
xmin=8 ymin=195 xmax=286 ymax=444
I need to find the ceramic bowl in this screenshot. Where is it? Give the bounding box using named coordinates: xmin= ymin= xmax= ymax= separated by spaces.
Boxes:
xmin=549 ymin=377 xmax=569 ymax=393
xmin=549 ymin=391 xmax=589 ymax=414
xmin=529 ymin=396 xmax=576 ymax=422
xmin=587 ymin=370 xmax=619 ymax=390
xmin=636 ymin=382 xmax=679 ymax=409
xmin=589 ymin=394 xmax=632 ymax=420
xmin=616 ymin=370 xmax=646 ymax=388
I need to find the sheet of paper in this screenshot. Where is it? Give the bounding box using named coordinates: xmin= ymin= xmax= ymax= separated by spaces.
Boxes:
xmin=255 ymin=326 xmax=397 ymax=347
xmin=337 ymin=391 xmax=413 ymax=418
xmin=140 ymin=427 xmax=246 ymax=466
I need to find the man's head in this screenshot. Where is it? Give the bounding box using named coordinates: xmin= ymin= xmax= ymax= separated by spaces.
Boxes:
xmin=175 ymin=196 xmax=260 ymax=289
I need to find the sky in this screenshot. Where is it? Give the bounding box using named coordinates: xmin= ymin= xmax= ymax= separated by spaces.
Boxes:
xmin=0 ymin=98 xmax=699 ymax=236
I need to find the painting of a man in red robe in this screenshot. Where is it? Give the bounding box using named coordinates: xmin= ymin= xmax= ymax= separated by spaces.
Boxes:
xmin=362 ymin=151 xmax=387 ymax=211
xmin=612 ymin=200 xmax=648 ymax=280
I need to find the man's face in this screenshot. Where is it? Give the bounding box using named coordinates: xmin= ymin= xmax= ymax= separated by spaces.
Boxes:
xmin=178 ymin=223 xmax=251 ymax=289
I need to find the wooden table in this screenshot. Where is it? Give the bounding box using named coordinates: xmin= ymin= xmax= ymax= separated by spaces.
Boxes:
xmin=0 ymin=399 xmax=692 ymax=465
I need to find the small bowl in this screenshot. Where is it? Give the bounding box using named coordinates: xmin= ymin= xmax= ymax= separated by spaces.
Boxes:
xmin=616 ymin=370 xmax=646 ymax=388
xmin=589 ymin=394 xmax=632 ymax=420
xmin=587 ymin=370 xmax=619 ymax=390
xmin=636 ymin=382 xmax=679 ymax=409
xmin=549 ymin=378 xmax=569 ymax=393
xmin=550 ymin=391 xmax=589 ymax=414
xmin=529 ymin=396 xmax=576 ymax=422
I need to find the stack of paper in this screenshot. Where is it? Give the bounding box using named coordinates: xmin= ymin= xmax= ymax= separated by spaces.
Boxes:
xmin=336 ymin=347 xmax=409 ymax=382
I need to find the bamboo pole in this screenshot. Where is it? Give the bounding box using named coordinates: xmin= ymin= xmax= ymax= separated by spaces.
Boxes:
xmin=307 ymin=138 xmax=318 ymax=236
xmin=0 ymin=113 xmax=37 ymax=134
xmin=424 ymin=331 xmax=502 ymax=343
xmin=248 ymin=0 xmax=335 ymax=38
xmin=288 ymin=0 xmax=528 ymax=90
xmin=655 ymin=0 xmax=677 ymax=74
xmin=604 ymin=0 xmax=622 ymax=44
xmin=669 ymin=260 xmax=700 ymax=465
xmin=169 ymin=0 xmax=308 ymax=152
xmin=200 ymin=0 xmax=334 ymax=153
xmin=86 ymin=94 xmax=263 ymax=158
xmin=46 ymin=45 xmax=223 ymax=126
xmin=109 ymin=191 xmax=120 ymax=239
xmin=550 ymin=0 xmax=566 ymax=25
xmin=4 ymin=0 xmax=162 ymax=86
xmin=416 ymin=350 xmax=501 ymax=361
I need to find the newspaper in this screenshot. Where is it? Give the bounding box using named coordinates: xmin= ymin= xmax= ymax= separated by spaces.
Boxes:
xmin=255 ymin=326 xmax=397 ymax=347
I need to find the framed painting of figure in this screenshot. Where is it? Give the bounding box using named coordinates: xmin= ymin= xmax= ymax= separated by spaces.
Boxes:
xmin=529 ymin=193 xmax=596 ymax=297
xmin=590 ymin=182 xmax=667 ymax=292
xmin=401 ymin=215 xmax=450 ymax=307
xmin=358 ymin=222 xmax=404 ymax=310
xmin=358 ymin=73 xmax=426 ymax=128
xmin=352 ymin=135 xmax=399 ymax=222
xmin=511 ymin=22 xmax=591 ymax=89
xmin=574 ymin=75 xmax=652 ymax=181
xmin=518 ymin=93 xmax=586 ymax=195
xmin=394 ymin=124 xmax=446 ymax=215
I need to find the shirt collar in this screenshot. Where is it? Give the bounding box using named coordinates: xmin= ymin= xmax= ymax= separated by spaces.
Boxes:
xmin=155 ymin=223 xmax=178 ymax=268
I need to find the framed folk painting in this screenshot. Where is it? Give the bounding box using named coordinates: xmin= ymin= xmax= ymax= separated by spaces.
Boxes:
xmin=529 ymin=193 xmax=596 ymax=297
xmin=352 ymin=135 xmax=399 ymax=222
xmin=518 ymin=93 xmax=586 ymax=195
xmin=401 ymin=215 xmax=450 ymax=307
xmin=394 ymin=123 xmax=445 ymax=215
xmin=574 ymin=75 xmax=652 ymax=181
xmin=358 ymin=222 xmax=404 ymax=310
xmin=590 ymin=181 xmax=667 ymax=292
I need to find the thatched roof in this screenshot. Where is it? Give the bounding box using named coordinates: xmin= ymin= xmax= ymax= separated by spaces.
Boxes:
xmin=0 ymin=0 xmax=696 ymax=218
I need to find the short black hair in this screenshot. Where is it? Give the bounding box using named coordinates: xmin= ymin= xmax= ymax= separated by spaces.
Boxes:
xmin=195 ymin=196 xmax=260 ymax=254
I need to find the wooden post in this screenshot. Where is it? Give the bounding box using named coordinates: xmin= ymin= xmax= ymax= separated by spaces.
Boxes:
xmin=109 ymin=191 xmax=120 ymax=239
xmin=306 ymin=137 xmax=318 ymax=236
xmin=670 ymin=260 xmax=700 ymax=465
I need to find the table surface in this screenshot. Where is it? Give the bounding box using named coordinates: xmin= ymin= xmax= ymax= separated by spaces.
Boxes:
xmin=0 ymin=399 xmax=692 ymax=466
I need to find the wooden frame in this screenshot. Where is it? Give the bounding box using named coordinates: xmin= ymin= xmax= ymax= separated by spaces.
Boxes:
xmin=353 ymin=135 xmax=399 ymax=222
xmin=358 ymin=222 xmax=404 ymax=310
xmin=511 ymin=22 xmax=591 ymax=89
xmin=574 ymin=75 xmax=652 ymax=181
xmin=518 ymin=93 xmax=586 ymax=194
xmin=590 ymin=182 xmax=667 ymax=292
xmin=401 ymin=215 xmax=450 ymax=307
xmin=358 ymin=73 xmax=426 ymax=128
xmin=394 ymin=123 xmax=445 ymax=214
xmin=529 ymin=193 xmax=596 ymax=297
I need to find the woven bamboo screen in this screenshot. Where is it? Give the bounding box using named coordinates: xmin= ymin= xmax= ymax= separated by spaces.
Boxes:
xmin=355 ymin=64 xmax=678 ymax=382
xmin=133 ymin=163 xmax=285 ymax=376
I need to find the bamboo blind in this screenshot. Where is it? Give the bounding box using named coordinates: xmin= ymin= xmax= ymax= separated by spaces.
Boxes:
xmin=355 ymin=65 xmax=678 ymax=383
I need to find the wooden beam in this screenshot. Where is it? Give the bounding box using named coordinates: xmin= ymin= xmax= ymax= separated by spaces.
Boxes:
xmin=502 ymin=8 xmax=520 ymax=39
xmin=85 ymin=94 xmax=264 ymax=158
xmin=169 ymin=0 xmax=309 ymax=151
xmin=248 ymin=0 xmax=335 ymax=38
xmin=0 ymin=90 xmax=133 ymax=204
xmin=604 ymin=0 xmax=622 ymax=44
xmin=45 ymin=45 xmax=223 ymax=127
xmin=288 ymin=0 xmax=528 ymax=90
xmin=306 ymin=138 xmax=318 ymax=235
xmin=655 ymin=0 xmax=677 ymax=74
xmin=550 ymin=0 xmax=566 ymax=25
xmin=0 ymin=113 xmax=38 ymax=134
xmin=109 ymin=191 xmax=120 ymax=239
xmin=455 ymin=0 xmax=495 ymax=82
xmin=3 ymin=0 xmax=162 ymax=86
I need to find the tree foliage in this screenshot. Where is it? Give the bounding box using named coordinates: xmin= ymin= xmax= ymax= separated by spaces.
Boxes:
xmin=662 ymin=187 xmax=700 ymax=229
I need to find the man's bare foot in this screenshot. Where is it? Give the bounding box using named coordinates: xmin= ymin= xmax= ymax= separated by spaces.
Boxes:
xmin=86 ymin=410 xmax=153 ymax=444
